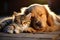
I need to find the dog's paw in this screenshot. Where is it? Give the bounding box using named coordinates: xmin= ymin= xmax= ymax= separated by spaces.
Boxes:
xmin=24 ymin=27 xmax=36 ymax=33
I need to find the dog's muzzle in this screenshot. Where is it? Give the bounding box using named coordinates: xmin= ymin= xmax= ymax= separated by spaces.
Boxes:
xmin=34 ymin=21 xmax=42 ymax=30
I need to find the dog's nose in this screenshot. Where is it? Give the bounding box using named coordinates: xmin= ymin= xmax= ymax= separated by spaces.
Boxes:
xmin=36 ymin=22 xmax=42 ymax=28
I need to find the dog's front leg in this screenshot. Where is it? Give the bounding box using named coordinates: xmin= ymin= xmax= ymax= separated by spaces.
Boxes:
xmin=24 ymin=27 xmax=36 ymax=33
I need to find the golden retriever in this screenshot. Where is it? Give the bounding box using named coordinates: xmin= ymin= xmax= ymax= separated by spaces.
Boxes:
xmin=23 ymin=4 xmax=60 ymax=32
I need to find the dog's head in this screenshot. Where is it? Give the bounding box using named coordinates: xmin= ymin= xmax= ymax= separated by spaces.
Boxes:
xmin=29 ymin=5 xmax=48 ymax=30
xmin=29 ymin=5 xmax=54 ymax=31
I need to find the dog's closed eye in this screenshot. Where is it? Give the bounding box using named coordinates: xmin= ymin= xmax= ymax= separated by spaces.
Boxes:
xmin=39 ymin=14 xmax=43 ymax=16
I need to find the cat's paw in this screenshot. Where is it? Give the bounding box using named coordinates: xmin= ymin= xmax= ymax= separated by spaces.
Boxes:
xmin=3 ymin=23 xmax=23 ymax=34
xmin=14 ymin=26 xmax=21 ymax=34
xmin=3 ymin=25 xmax=14 ymax=34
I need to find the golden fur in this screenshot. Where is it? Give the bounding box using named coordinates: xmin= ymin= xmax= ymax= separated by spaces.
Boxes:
xmin=23 ymin=4 xmax=60 ymax=32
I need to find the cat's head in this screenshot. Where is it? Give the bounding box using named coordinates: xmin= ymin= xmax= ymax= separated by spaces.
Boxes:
xmin=13 ymin=11 xmax=31 ymax=24
xmin=13 ymin=11 xmax=31 ymax=32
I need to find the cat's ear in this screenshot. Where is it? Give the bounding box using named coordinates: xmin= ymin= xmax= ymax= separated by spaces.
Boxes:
xmin=13 ymin=11 xmax=22 ymax=16
xmin=26 ymin=13 xmax=31 ymax=19
xmin=13 ymin=11 xmax=18 ymax=16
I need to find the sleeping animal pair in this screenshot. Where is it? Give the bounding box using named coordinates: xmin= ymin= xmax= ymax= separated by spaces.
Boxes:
xmin=0 ymin=4 xmax=60 ymax=33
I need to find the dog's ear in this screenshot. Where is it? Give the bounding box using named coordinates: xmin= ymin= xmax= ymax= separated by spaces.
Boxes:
xmin=46 ymin=12 xmax=54 ymax=26
xmin=44 ymin=5 xmax=54 ymax=27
